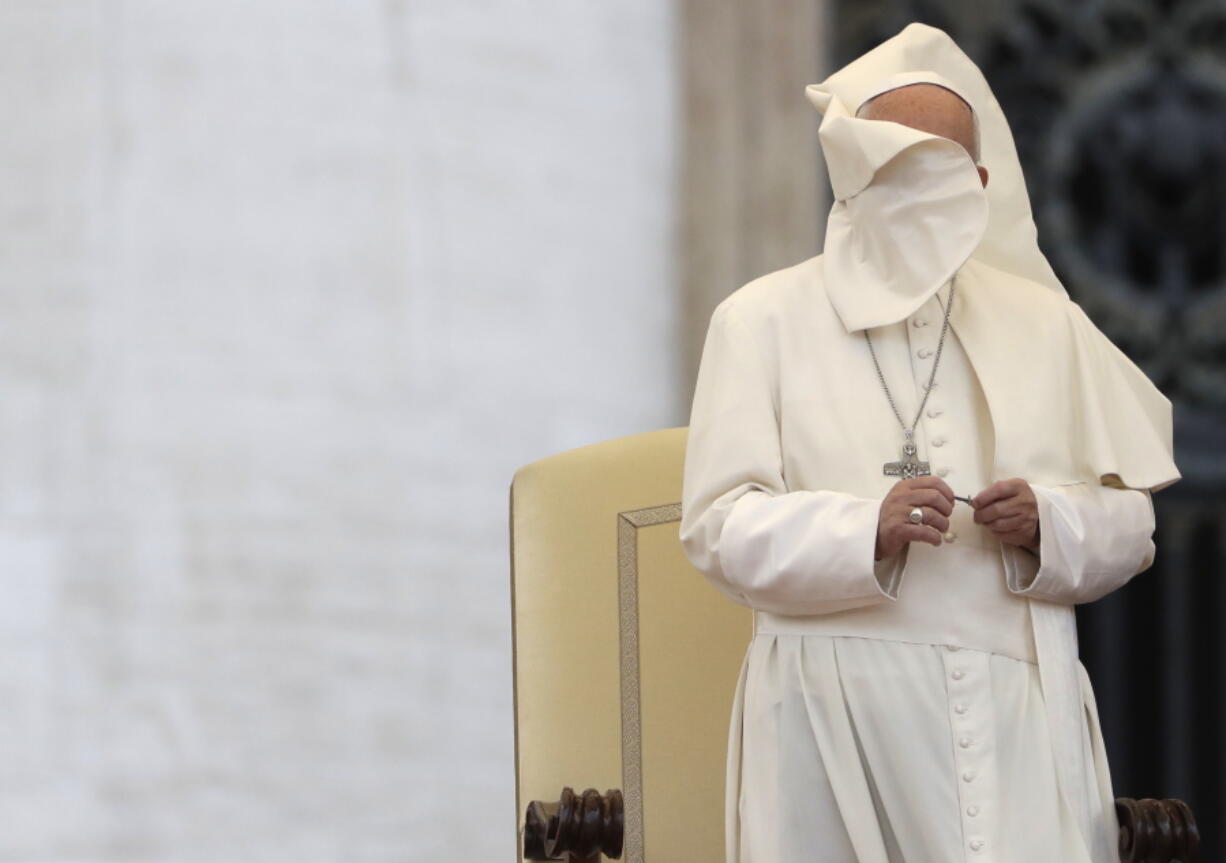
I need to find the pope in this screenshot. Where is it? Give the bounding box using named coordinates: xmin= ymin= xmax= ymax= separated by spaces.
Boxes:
xmin=680 ymin=22 xmax=1180 ymax=863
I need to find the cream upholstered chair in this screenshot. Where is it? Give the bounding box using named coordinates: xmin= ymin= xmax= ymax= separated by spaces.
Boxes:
xmin=509 ymin=427 xmax=752 ymax=862
xmin=508 ymin=428 xmax=1200 ymax=862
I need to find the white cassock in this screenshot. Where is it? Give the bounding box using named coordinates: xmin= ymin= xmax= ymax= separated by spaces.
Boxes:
xmin=679 ymin=22 xmax=1181 ymax=863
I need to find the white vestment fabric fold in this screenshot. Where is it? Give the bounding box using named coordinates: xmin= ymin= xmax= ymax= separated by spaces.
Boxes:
xmin=728 ymin=635 xmax=1117 ymax=863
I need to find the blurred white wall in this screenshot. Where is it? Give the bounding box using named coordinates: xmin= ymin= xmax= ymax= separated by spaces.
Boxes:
xmin=0 ymin=2 xmax=679 ymax=860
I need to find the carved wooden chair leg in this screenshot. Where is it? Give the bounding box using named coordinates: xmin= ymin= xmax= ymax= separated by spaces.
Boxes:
xmin=1115 ymin=796 xmax=1200 ymax=863
xmin=521 ymin=788 xmax=1201 ymax=860
xmin=523 ymin=787 xmax=624 ymax=861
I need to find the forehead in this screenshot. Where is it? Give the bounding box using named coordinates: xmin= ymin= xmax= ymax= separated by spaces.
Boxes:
xmin=857 ymin=82 xmax=975 ymax=118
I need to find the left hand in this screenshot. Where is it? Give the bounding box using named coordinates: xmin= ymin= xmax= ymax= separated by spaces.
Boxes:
xmin=971 ymin=478 xmax=1040 ymax=550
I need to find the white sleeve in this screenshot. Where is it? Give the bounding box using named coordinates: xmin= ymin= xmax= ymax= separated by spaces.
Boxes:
xmin=1000 ymin=481 xmax=1156 ymax=605
xmin=679 ymin=303 xmax=906 ymax=616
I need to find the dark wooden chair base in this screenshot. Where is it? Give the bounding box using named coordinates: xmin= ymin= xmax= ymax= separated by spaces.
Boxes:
xmin=523 ymin=786 xmax=623 ymax=862
xmin=522 ymin=787 xmax=1200 ymax=861
xmin=1116 ymin=796 xmax=1200 ymax=863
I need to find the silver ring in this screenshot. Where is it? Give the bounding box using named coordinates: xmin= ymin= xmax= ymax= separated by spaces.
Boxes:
xmin=909 ymin=506 xmax=924 ymax=524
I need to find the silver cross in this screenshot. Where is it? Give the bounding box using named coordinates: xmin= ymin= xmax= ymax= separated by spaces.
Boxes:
xmin=883 ymin=439 xmax=930 ymax=479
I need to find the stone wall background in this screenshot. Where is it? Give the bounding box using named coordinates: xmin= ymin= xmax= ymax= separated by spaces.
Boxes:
xmin=0 ymin=2 xmax=680 ymax=860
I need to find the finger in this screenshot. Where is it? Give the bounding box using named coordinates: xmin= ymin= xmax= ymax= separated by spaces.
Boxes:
xmin=971 ymin=483 xmax=1006 ymax=510
xmin=892 ymin=504 xmax=927 ymax=532
xmin=971 ymin=479 xmax=1022 ymax=510
xmin=905 ymin=475 xmax=956 ymax=502
xmin=973 ymin=502 xmax=1004 ymax=524
xmin=908 ymin=488 xmax=954 ymax=517
xmin=903 ymin=524 xmax=943 ymax=547
xmin=900 ymin=505 xmax=951 ymax=533
xmin=974 ymin=500 xmax=1024 ymax=524
xmin=988 ymin=515 xmax=1031 ymax=534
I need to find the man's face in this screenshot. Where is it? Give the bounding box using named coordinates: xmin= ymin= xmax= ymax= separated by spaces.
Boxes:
xmin=857 ymin=83 xmax=989 ymax=188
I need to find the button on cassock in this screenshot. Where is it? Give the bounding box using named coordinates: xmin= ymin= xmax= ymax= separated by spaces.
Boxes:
xmin=942 ymin=636 xmax=995 ymax=849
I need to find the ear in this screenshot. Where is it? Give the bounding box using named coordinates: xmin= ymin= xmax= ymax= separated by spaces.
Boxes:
xmin=977 ymin=165 xmax=990 ymax=188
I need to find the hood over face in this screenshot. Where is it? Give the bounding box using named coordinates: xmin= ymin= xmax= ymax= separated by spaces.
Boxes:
xmin=806 ymin=22 xmax=1066 ymax=335
xmin=817 ymin=81 xmax=990 ymax=332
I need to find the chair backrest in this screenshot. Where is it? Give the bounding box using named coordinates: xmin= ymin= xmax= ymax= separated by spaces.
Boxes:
xmin=509 ymin=427 xmax=753 ymax=862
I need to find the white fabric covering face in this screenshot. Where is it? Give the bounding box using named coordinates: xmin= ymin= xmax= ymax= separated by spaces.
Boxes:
xmin=820 ymin=114 xmax=989 ymax=332
xmin=806 ymin=22 xmax=1064 ymax=298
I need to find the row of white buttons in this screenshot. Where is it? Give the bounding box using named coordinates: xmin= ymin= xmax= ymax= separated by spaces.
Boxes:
xmin=947 ymin=659 xmax=986 ymax=855
xmin=913 ymin=308 xmax=957 ymax=547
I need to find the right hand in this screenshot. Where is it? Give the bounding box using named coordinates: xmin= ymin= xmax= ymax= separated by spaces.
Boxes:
xmin=875 ymin=476 xmax=955 ymax=561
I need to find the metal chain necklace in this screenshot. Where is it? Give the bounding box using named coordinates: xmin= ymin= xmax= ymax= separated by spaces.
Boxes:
xmin=863 ymin=276 xmax=957 ymax=479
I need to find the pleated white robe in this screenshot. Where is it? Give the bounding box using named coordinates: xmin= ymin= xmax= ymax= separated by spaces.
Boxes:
xmin=680 ymin=265 xmax=1160 ymax=863
xmin=729 ymin=635 xmax=1114 ymax=862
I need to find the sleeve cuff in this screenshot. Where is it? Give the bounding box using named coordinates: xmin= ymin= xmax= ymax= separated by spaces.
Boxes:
xmin=873 ymin=544 xmax=909 ymax=599
xmin=714 ymin=489 xmax=907 ymax=614
xmin=1000 ymin=481 xmax=1159 ymax=605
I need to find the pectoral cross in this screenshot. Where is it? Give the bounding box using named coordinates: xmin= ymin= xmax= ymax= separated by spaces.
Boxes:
xmin=883 ymin=438 xmax=930 ymax=479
